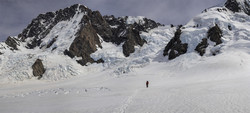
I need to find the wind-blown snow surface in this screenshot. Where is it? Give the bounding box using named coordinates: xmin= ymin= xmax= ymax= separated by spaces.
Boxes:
xmin=2 ymin=5 xmax=250 ymax=113
xmin=1 ymin=44 xmax=250 ymax=113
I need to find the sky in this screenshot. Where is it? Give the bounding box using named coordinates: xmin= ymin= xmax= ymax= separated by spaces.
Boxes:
xmin=0 ymin=0 xmax=225 ymax=41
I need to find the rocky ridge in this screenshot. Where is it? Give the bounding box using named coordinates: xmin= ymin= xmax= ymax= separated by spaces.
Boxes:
xmin=3 ymin=4 xmax=162 ymax=66
xmin=163 ymin=0 xmax=248 ymax=60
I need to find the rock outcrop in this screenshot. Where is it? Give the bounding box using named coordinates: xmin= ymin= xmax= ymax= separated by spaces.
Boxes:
xmin=195 ymin=38 xmax=209 ymax=56
xmin=65 ymin=21 xmax=102 ymax=66
xmin=122 ymin=26 xmax=146 ymax=57
xmin=225 ymin=0 xmax=250 ymax=15
xmin=103 ymin=15 xmax=161 ymax=56
xmin=225 ymin=0 xmax=241 ymax=13
xmin=207 ymin=24 xmax=223 ymax=45
xmin=46 ymin=36 xmax=57 ymax=48
xmin=103 ymin=15 xmax=162 ymax=44
xmin=88 ymin=11 xmax=113 ymax=43
xmin=5 ymin=36 xmax=19 ymax=50
xmin=163 ymin=28 xmax=188 ymax=60
xmin=32 ymin=59 xmax=46 ymax=79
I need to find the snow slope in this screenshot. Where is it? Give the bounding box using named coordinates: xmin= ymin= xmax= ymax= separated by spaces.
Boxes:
xmin=1 ymin=44 xmax=250 ymax=113
xmin=1 ymin=24 xmax=250 ymax=113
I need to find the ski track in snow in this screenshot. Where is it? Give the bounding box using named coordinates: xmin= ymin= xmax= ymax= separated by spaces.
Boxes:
xmin=116 ymin=89 xmax=139 ymax=113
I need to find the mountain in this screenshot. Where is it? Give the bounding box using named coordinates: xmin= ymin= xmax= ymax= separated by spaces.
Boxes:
xmin=4 ymin=4 xmax=161 ymax=64
xmin=0 ymin=0 xmax=250 ymax=82
xmin=163 ymin=0 xmax=250 ymax=59
xmin=0 ymin=4 xmax=162 ymax=82
xmin=2 ymin=0 xmax=250 ymax=112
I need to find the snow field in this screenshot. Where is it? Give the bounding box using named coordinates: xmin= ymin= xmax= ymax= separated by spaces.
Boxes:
xmin=1 ymin=53 xmax=250 ymax=113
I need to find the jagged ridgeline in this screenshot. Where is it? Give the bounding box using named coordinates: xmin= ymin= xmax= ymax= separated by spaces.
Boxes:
xmin=4 ymin=4 xmax=162 ymax=66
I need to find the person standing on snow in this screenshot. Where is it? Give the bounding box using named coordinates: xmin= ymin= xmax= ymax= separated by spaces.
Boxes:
xmin=146 ymin=81 xmax=149 ymax=88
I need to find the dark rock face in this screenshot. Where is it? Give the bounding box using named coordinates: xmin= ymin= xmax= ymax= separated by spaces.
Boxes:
xmin=103 ymin=15 xmax=162 ymax=45
xmin=225 ymin=0 xmax=250 ymax=15
xmin=88 ymin=11 xmax=113 ymax=43
xmin=225 ymin=0 xmax=241 ymax=12
xmin=122 ymin=26 xmax=146 ymax=57
xmin=103 ymin=15 xmax=128 ymax=45
xmin=163 ymin=28 xmax=188 ymax=60
xmin=0 ymin=52 xmax=2 ymax=55
xmin=66 ymin=21 xmax=102 ymax=66
xmin=195 ymin=38 xmax=209 ymax=56
xmin=243 ymin=0 xmax=250 ymax=15
xmin=228 ymin=25 xmax=232 ymax=31
xmin=208 ymin=24 xmax=223 ymax=45
xmin=46 ymin=36 xmax=57 ymax=48
xmin=133 ymin=18 xmax=162 ymax=32
xmin=5 ymin=36 xmax=19 ymax=50
xmin=74 ymin=14 xmax=161 ymax=57
xmin=32 ymin=59 xmax=46 ymax=79
xmin=18 ymin=4 xmax=91 ymax=49
xmin=168 ymin=44 xmax=188 ymax=60
xmin=63 ymin=49 xmax=75 ymax=58
xmin=103 ymin=15 xmax=161 ymax=56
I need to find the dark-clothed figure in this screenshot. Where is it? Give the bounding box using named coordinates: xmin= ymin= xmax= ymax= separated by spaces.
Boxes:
xmin=146 ymin=81 xmax=149 ymax=88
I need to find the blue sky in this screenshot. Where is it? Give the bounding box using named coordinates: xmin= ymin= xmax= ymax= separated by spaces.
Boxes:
xmin=0 ymin=0 xmax=225 ymax=41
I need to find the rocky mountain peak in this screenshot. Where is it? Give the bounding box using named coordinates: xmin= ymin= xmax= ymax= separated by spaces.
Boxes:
xmin=18 ymin=4 xmax=91 ymax=49
xmin=3 ymin=4 xmax=162 ymax=66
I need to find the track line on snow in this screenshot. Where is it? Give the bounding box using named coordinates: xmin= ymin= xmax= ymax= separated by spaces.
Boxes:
xmin=115 ymin=89 xmax=139 ymax=113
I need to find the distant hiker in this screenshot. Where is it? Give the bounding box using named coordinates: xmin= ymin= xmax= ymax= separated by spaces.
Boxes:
xmin=146 ymin=81 xmax=149 ymax=88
